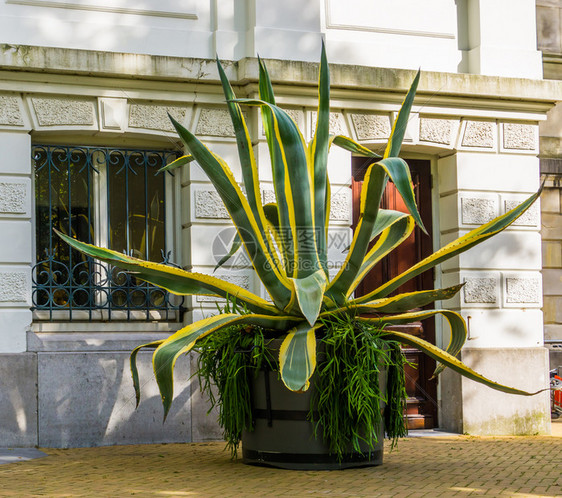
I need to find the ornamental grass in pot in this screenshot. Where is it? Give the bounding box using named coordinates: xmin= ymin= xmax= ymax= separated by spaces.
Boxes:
xmin=57 ymin=44 xmax=542 ymax=470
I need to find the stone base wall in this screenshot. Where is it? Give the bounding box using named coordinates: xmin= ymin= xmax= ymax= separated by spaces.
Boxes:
xmin=441 ymin=348 xmax=551 ymax=435
xmin=0 ymin=350 xmax=220 ymax=448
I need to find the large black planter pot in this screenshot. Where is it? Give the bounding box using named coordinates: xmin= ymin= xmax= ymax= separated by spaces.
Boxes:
xmin=242 ymin=368 xmax=387 ymax=470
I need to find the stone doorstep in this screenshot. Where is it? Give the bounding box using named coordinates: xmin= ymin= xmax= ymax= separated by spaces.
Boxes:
xmin=406 ymin=429 xmax=461 ymax=438
xmin=0 ymin=448 xmax=48 ymax=465
xmin=408 ymin=420 xmax=562 ymax=438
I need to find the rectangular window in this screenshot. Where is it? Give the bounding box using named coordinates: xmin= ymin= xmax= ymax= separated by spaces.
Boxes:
xmin=32 ymin=144 xmax=183 ymax=321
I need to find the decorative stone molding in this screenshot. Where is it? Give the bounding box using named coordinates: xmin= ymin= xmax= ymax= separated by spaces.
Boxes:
xmin=194 ymin=190 xmax=229 ymax=219
xmin=461 ymin=197 xmax=496 ymax=225
xmin=195 ymin=108 xmax=235 ymax=137
xmin=0 ymin=272 xmax=27 ymax=302
xmin=463 ymin=277 xmax=497 ymax=304
xmin=32 ymin=97 xmax=95 ymax=126
xmin=330 ymin=192 xmax=350 ymax=221
xmin=506 ymin=277 xmax=541 ymax=303
xmin=0 ymin=95 xmax=24 ymax=126
xmin=311 ymin=111 xmax=347 ymax=136
xmin=0 ymin=182 xmax=26 ymax=214
xmin=99 ymin=98 xmax=127 ymax=131
xmin=350 ymin=113 xmax=390 ymax=141
xmin=461 ymin=121 xmax=495 ymax=148
xmin=502 ymin=123 xmax=536 ymax=150
xmin=197 ymin=274 xmax=250 ymax=302
xmin=419 ymin=118 xmax=455 ymax=145
xmin=504 ymin=199 xmax=540 ymax=226
xmin=129 ymin=104 xmax=188 ymax=132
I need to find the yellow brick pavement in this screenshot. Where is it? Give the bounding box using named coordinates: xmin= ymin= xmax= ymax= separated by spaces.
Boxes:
xmin=0 ymin=433 xmax=561 ymax=497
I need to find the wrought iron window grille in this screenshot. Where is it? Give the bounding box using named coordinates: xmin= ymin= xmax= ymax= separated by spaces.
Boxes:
xmin=32 ymin=144 xmax=185 ymax=322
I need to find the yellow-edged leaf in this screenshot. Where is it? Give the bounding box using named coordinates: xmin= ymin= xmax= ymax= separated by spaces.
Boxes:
xmin=330 ymin=135 xmax=381 ymax=158
xmin=355 ymin=188 xmax=542 ymax=303
xmin=171 ymin=116 xmax=294 ymax=308
xmin=290 ymin=269 xmax=328 ymax=326
xmin=372 ymin=326 xmax=543 ymax=396
xmin=384 ymin=70 xmax=420 ymax=159
xmin=157 ymin=155 xmax=195 ymax=175
xmin=348 ymin=215 xmax=415 ymax=297
xmin=213 ymin=231 xmax=242 ymax=272
xmin=216 ymin=57 xmax=280 ymax=269
xmin=309 ymin=40 xmax=330 ymax=273
xmin=359 ymin=309 xmax=467 ymax=377
xmin=233 ymin=98 xmax=321 ymax=279
xmin=55 ymin=230 xmax=281 ymax=315
xmin=322 ymin=285 xmax=464 ymax=317
xmin=279 ymin=321 xmax=322 ymax=392
xmin=130 ymin=339 xmax=164 ymax=408
xmin=154 ymin=313 xmax=301 ymax=419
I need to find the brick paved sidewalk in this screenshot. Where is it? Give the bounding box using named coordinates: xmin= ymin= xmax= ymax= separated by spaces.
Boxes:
xmin=1 ymin=431 xmax=561 ymax=498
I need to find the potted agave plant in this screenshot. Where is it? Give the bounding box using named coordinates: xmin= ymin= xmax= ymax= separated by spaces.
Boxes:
xmin=57 ymin=45 xmax=542 ymax=470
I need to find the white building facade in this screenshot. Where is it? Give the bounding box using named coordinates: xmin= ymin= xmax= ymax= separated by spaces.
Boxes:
xmin=0 ymin=0 xmax=559 ymax=447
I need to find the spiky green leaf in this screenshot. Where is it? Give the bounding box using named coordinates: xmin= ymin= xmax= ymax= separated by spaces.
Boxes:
xmin=168 ymin=115 xmax=292 ymax=308
xmin=343 ymin=209 xmax=409 ymax=252
xmin=154 ymin=313 xmax=301 ymax=419
xmin=262 ymin=203 xmax=280 ymax=231
xmin=291 ymin=269 xmax=328 ymax=326
xmin=325 ymin=166 xmax=386 ymax=304
xmin=384 ymin=70 xmax=420 ymax=159
xmin=323 ymin=285 xmax=464 ymax=317
xmin=55 ymin=230 xmax=280 ymax=315
xmin=130 ymin=339 xmax=163 ymax=408
xmin=327 ymin=157 xmax=425 ymax=303
xmin=359 ymin=309 xmax=467 ymax=377
xmin=377 ymin=157 xmax=426 ymax=233
xmin=331 ymin=135 xmax=382 ymax=158
xmin=309 ymin=41 xmax=330 ymax=272
xmin=373 ymin=326 xmax=543 ymax=396
xmin=157 ymin=155 xmax=195 ymax=175
xmin=216 ymin=58 xmax=277 ymax=266
xmin=234 ymin=98 xmax=321 ymax=279
xmin=279 ymin=321 xmax=322 ymax=392
xmin=355 ymin=188 xmax=542 ymax=303
xmin=213 ymin=231 xmax=242 ymax=272
xmin=348 ymin=215 xmax=415 ymax=296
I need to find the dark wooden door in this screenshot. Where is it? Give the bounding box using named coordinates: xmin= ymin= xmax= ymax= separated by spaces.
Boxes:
xmin=351 ymin=157 xmax=437 ymax=429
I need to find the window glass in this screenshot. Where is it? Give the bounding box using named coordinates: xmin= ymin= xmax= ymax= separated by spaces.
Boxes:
xmin=107 ymin=151 xmax=165 ymax=261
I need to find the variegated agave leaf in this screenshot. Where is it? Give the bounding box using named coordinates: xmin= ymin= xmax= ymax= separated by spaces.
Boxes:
xmin=57 ymin=47 xmax=543 ymax=417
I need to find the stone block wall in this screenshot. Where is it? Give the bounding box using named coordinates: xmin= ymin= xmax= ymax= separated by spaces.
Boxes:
xmin=541 ymin=177 xmax=562 ymax=372
xmin=436 ymin=121 xmax=551 ymax=435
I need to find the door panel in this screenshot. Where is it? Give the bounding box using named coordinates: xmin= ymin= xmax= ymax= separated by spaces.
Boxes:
xmin=351 ymin=158 xmax=437 ymax=429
